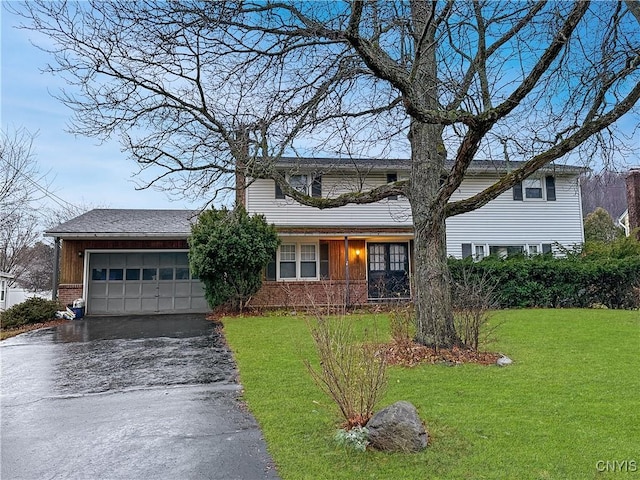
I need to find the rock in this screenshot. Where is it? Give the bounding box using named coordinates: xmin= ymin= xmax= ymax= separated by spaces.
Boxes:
xmin=366 ymin=401 xmax=428 ymax=452
xmin=496 ymin=355 xmax=513 ymax=366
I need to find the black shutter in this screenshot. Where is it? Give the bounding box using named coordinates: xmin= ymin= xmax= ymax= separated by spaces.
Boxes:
xmin=387 ymin=172 xmax=398 ymax=200
xmin=542 ymin=244 xmax=552 ymax=254
xmin=265 ymin=252 xmax=277 ymax=280
xmin=275 ymin=171 xmax=285 ymax=199
xmin=462 ymin=243 xmax=472 ymax=259
xmin=545 ymin=176 xmax=556 ymax=201
xmin=312 ymin=175 xmax=322 ymax=198
xmin=513 ymin=182 xmax=523 ymax=201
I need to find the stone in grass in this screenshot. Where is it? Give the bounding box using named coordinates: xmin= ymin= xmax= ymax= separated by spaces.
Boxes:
xmin=366 ymin=401 xmax=428 ymax=452
xmin=496 ymin=355 xmax=513 ymax=367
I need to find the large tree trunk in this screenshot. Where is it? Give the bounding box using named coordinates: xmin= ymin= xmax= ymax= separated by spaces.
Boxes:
xmin=409 ymin=120 xmax=458 ymax=348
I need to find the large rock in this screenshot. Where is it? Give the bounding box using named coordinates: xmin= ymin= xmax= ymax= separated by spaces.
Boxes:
xmin=366 ymin=401 xmax=428 ymax=452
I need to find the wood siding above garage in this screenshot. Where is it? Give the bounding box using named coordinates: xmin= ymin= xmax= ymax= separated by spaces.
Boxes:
xmin=60 ymin=239 xmax=189 ymax=284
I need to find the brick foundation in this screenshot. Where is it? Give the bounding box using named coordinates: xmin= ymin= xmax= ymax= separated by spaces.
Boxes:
xmin=57 ymin=284 xmax=83 ymax=307
xmin=249 ymin=280 xmax=368 ymax=308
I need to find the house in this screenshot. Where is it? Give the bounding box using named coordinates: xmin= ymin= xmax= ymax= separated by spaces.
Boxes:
xmin=618 ymin=210 xmax=630 ymax=236
xmin=46 ymin=158 xmax=585 ymax=314
xmin=243 ymin=158 xmax=585 ymax=307
xmin=0 ymin=272 xmax=14 ymax=312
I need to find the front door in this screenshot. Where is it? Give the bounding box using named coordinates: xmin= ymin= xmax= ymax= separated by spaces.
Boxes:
xmin=367 ymin=243 xmax=410 ymax=300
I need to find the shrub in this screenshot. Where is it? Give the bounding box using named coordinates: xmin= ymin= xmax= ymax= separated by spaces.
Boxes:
xmin=451 ymin=266 xmax=498 ymax=351
xmin=0 ymin=297 xmax=62 ymax=329
xmin=449 ymin=248 xmax=640 ymax=310
xmin=189 ymin=206 xmax=280 ymax=311
xmin=388 ymin=304 xmax=415 ymax=347
xmin=304 ymin=314 xmax=387 ymax=428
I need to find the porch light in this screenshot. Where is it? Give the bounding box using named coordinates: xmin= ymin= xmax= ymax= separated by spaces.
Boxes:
xmin=355 ymin=249 xmax=361 ymax=256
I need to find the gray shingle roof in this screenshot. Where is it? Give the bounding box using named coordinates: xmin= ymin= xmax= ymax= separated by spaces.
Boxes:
xmin=45 ymin=209 xmax=199 ymax=239
xmin=272 ymin=157 xmax=586 ymax=175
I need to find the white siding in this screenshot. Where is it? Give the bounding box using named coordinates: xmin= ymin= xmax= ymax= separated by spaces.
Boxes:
xmin=446 ymin=175 xmax=584 ymax=257
xmin=246 ymin=173 xmax=412 ymax=227
xmin=246 ymin=173 xmax=584 ymax=257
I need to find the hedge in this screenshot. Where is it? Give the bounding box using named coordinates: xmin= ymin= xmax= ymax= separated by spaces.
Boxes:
xmin=449 ymin=254 xmax=640 ymax=309
xmin=0 ymin=297 xmax=62 ymax=329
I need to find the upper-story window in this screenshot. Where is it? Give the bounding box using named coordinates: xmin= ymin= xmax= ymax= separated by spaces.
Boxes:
xmin=513 ymin=175 xmax=556 ymax=201
xmin=387 ymin=172 xmax=398 ymax=200
xmin=275 ymin=173 xmax=322 ymax=199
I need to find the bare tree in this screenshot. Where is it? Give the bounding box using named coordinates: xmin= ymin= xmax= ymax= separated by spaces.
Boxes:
xmin=15 ymin=1 xmax=640 ymax=347
xmin=0 ymin=128 xmax=49 ymax=231
xmin=580 ymin=171 xmax=629 ymax=219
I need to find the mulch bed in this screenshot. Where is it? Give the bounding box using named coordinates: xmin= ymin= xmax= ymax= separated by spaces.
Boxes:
xmin=381 ymin=341 xmax=501 ymax=367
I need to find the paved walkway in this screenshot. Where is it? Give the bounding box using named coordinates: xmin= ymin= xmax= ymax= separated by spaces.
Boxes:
xmin=1 ymin=314 xmax=279 ymax=479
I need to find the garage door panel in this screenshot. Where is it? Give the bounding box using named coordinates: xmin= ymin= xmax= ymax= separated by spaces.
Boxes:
xmin=88 ymin=252 xmax=207 ymax=315
xmin=175 ymin=282 xmax=191 ymax=296
xmin=125 ymin=283 xmax=141 ymax=296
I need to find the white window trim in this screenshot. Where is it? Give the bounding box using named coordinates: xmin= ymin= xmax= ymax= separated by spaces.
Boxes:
xmin=277 ymin=242 xmax=320 ymax=281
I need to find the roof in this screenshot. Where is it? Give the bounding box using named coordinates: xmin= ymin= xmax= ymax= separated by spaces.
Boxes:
xmin=271 ymin=157 xmax=586 ymax=175
xmin=45 ymin=209 xmax=199 ymax=239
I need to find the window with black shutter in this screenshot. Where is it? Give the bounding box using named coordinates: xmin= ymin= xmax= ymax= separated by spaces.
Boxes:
xmin=462 ymin=243 xmax=472 ymax=259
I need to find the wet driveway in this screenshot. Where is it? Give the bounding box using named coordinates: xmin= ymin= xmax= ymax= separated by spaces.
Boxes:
xmin=1 ymin=314 xmax=279 ymax=480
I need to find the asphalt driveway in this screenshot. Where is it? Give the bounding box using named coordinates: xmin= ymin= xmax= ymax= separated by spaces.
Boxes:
xmin=1 ymin=314 xmax=279 ymax=480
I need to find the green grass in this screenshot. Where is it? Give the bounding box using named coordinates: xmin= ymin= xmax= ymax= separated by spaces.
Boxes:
xmin=223 ymin=309 xmax=640 ymax=480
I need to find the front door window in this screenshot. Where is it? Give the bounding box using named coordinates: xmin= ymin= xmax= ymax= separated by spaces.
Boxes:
xmin=367 ymin=243 xmax=410 ymax=299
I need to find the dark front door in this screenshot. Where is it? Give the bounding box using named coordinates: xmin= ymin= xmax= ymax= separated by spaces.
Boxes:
xmin=367 ymin=243 xmax=410 ymax=299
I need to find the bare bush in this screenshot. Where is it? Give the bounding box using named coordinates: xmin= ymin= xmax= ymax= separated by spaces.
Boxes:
xmin=451 ymin=267 xmax=499 ymax=351
xmin=388 ymin=304 xmax=415 ymax=347
xmin=305 ymin=314 xmax=387 ymax=429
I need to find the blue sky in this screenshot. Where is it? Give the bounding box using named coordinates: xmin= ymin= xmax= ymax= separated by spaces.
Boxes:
xmin=1 ymin=6 xmax=198 ymax=215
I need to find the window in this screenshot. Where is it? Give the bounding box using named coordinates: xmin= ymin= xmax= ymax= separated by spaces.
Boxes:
xmin=489 ymin=245 xmax=524 ymax=258
xmin=143 ymin=268 xmax=157 ymax=281
xmin=389 ymin=244 xmax=406 ymax=271
xmin=126 ymin=269 xmax=140 ymax=281
xmin=279 ymin=244 xmax=297 ymax=278
xmin=369 ymin=244 xmax=386 ymax=271
xmin=528 ymin=245 xmax=539 ymax=255
xmin=1 ymin=280 xmax=5 ymax=302
xmin=92 ymin=268 xmax=107 ymax=281
xmin=159 ymin=268 xmax=174 ymax=280
xmin=524 ymin=178 xmax=543 ymax=199
xmin=462 ymin=244 xmax=486 ymax=261
xmin=274 ymin=243 xmax=320 ymax=280
xmin=513 ymin=176 xmax=556 ymax=201
xmin=275 ymin=174 xmax=322 ymax=198
xmin=319 ymin=242 xmax=329 ymax=279
xmin=108 ymin=269 xmax=123 ymax=281
xmin=475 ymin=245 xmax=485 ymax=260
xmin=300 ymin=245 xmax=317 ymax=278
xmin=387 ymin=173 xmax=398 ymax=200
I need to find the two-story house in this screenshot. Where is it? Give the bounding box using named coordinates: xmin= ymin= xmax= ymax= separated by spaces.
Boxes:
xmin=47 ymin=158 xmax=585 ymax=315
xmin=243 ymin=158 xmax=585 ymax=307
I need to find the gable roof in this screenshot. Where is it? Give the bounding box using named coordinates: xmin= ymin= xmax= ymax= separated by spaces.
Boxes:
xmin=45 ymin=209 xmax=198 ymax=239
xmin=271 ymin=157 xmax=586 ymax=175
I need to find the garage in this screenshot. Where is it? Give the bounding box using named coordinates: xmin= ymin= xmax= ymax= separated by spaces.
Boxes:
xmin=87 ymin=251 xmax=208 ymax=315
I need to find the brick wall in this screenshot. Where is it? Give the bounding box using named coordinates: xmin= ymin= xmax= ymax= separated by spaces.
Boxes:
xmin=58 ymin=284 xmax=83 ymax=307
xmin=249 ymin=280 xmax=368 ymax=308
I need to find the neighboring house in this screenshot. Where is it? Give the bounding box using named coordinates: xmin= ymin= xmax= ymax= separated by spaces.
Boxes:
xmin=618 ymin=209 xmax=630 ymax=237
xmin=0 ymin=272 xmax=14 ymax=312
xmin=46 ymin=159 xmax=585 ymax=315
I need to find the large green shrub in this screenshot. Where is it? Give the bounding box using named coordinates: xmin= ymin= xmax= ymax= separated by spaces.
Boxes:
xmin=449 ymin=248 xmax=640 ymax=309
xmin=189 ymin=206 xmax=280 ymax=311
xmin=0 ymin=297 xmax=62 ymax=329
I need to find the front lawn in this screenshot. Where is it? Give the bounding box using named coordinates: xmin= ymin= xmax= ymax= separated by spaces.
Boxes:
xmin=223 ymin=309 xmax=639 ymax=480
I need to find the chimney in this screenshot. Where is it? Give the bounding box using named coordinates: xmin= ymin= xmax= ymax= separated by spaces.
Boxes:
xmin=626 ymin=168 xmax=640 ymax=237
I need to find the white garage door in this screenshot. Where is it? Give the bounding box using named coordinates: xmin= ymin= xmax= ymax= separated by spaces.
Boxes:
xmin=87 ymin=252 xmax=208 ymax=315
